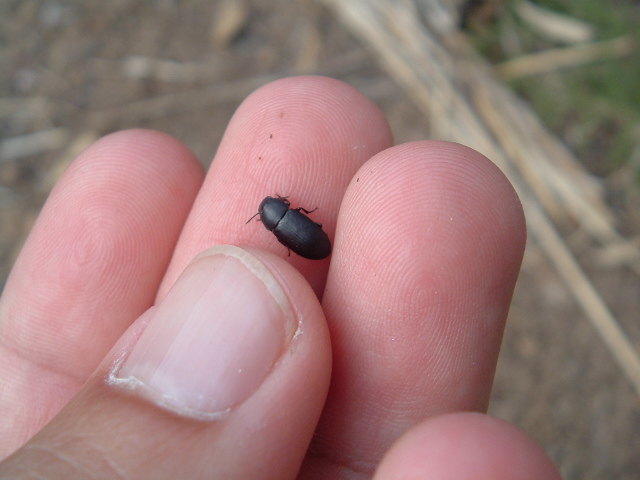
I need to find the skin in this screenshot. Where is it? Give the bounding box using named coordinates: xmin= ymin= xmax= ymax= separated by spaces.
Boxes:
xmin=0 ymin=76 xmax=562 ymax=479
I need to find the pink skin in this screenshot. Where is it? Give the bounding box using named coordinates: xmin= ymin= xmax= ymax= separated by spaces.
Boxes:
xmin=0 ymin=76 xmax=560 ymax=479
xmin=374 ymin=413 xmax=562 ymax=480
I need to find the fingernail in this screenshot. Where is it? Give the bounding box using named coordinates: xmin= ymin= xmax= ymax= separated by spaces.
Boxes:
xmin=110 ymin=245 xmax=297 ymax=419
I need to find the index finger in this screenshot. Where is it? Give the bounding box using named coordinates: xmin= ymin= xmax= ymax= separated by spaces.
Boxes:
xmin=157 ymin=76 xmax=393 ymax=299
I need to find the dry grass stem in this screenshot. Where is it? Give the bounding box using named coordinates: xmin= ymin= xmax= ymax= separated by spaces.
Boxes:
xmin=513 ymin=0 xmax=595 ymax=44
xmin=496 ymin=36 xmax=636 ymax=80
xmin=0 ymin=128 xmax=69 ymax=163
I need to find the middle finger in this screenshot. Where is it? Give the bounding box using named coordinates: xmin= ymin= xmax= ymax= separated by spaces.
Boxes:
xmin=157 ymin=76 xmax=393 ymax=299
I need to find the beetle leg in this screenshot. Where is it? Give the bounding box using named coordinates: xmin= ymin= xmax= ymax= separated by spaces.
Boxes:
xmin=294 ymin=206 xmax=318 ymax=215
xmin=275 ymin=194 xmax=290 ymax=205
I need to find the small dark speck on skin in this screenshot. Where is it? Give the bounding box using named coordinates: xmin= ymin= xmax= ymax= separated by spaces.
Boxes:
xmin=356 ymin=177 xmax=359 ymax=182
xmin=259 ymin=156 xmax=262 ymax=160
xmin=270 ymin=134 xmax=273 ymax=139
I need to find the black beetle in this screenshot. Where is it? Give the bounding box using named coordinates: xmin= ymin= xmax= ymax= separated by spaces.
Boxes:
xmin=247 ymin=196 xmax=332 ymax=260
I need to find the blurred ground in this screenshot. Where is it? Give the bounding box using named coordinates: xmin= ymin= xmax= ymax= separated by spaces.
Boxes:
xmin=1 ymin=1 xmax=639 ymax=478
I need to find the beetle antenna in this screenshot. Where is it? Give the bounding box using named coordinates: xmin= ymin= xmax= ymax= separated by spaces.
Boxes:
xmin=246 ymin=212 xmax=260 ymax=224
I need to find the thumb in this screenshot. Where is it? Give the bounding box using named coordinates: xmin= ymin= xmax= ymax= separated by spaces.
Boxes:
xmin=0 ymin=246 xmax=332 ymax=480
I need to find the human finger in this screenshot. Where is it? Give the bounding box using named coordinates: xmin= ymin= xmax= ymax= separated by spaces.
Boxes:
xmin=156 ymin=76 xmax=393 ymax=299
xmin=373 ymin=413 xmax=562 ymax=480
xmin=0 ymin=130 xmax=204 ymax=458
xmin=0 ymin=246 xmax=332 ymax=480
xmin=304 ymin=141 xmax=527 ymax=477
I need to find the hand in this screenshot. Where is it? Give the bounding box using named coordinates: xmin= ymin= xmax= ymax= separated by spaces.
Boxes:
xmin=0 ymin=76 xmax=561 ymax=479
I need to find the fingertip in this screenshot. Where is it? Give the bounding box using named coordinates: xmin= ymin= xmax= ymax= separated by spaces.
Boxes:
xmin=243 ymin=76 xmax=392 ymax=141
xmin=214 ymin=75 xmax=394 ymax=209
xmin=374 ymin=412 xmax=561 ymax=480
xmin=218 ymin=76 xmax=394 ymax=189
xmin=343 ymin=140 xmax=526 ymax=266
xmin=75 ymin=128 xmax=205 ymax=180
